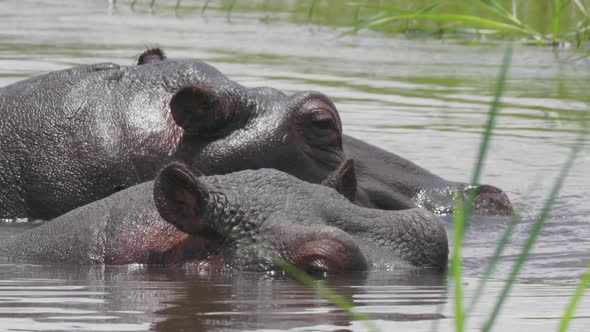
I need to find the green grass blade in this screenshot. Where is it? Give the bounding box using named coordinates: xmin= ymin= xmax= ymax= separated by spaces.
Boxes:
xmin=466 ymin=212 xmax=519 ymax=312
xmin=472 ymin=0 xmax=540 ymax=37
xmin=553 ymin=0 xmax=573 ymax=42
xmin=360 ymin=13 xmax=535 ymax=36
xmin=574 ymin=0 xmax=590 ymax=19
xmin=482 ymin=124 xmax=588 ymax=332
xmin=201 ymin=0 xmax=211 ymax=15
xmin=370 ymin=0 xmax=538 ymax=37
xmin=468 ymin=174 xmax=545 ymax=314
xmin=470 ymin=46 xmax=512 ymax=186
xmin=478 ymin=0 xmax=514 ymax=18
xmin=214 ymin=235 xmax=381 ymax=332
xmin=474 ymin=0 xmax=523 ymax=26
xmin=274 ymin=258 xmax=381 ymax=332
xmin=512 ymin=0 xmax=517 ymax=18
xmin=227 ymin=0 xmax=237 ymax=21
xmin=434 ymin=46 xmax=512 ymax=332
xmin=451 ymin=198 xmax=466 ymax=332
xmin=352 ymin=2 xmax=444 ymax=15
xmin=221 ymin=234 xmax=380 ymax=332
xmin=448 ymin=45 xmax=512 ymax=332
xmin=307 ymin=0 xmax=318 ymax=22
xmin=558 ymin=263 xmax=590 ymax=332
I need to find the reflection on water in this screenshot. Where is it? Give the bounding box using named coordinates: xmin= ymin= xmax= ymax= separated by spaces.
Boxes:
xmin=1 ymin=262 xmax=589 ymax=331
xmin=0 ymin=0 xmax=589 ymax=331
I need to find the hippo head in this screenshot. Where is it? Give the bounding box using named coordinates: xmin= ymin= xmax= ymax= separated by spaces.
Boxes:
xmin=132 ymin=48 xmax=344 ymax=186
xmin=152 ymin=161 xmax=448 ymax=273
xmin=170 ymin=85 xmax=344 ymax=185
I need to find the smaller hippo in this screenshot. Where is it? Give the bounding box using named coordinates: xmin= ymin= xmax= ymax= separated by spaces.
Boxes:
xmin=0 ymin=162 xmax=448 ymax=273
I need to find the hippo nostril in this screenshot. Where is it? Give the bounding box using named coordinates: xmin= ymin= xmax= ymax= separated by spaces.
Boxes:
xmin=477 ymin=184 xmax=502 ymax=195
xmin=472 ymin=184 xmax=513 ymax=216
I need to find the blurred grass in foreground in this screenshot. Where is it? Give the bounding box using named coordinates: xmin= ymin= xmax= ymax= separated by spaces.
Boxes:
xmin=265 ymin=45 xmax=587 ymax=331
xmin=194 ymin=45 xmax=586 ymax=331
xmin=446 ymin=46 xmax=589 ymax=332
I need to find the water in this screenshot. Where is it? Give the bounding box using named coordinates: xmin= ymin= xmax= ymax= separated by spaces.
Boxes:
xmin=0 ymin=0 xmax=589 ymax=331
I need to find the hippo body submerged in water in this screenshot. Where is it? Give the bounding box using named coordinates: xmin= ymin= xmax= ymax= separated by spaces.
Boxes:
xmin=0 ymin=163 xmax=448 ymax=272
xmin=0 ymin=48 xmax=511 ymax=220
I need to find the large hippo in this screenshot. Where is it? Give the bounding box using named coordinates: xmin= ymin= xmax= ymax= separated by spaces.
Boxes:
xmin=0 ymin=162 xmax=448 ymax=272
xmin=0 ymin=48 xmax=511 ymax=220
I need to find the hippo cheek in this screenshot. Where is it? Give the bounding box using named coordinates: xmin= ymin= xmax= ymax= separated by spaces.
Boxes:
xmin=470 ymin=184 xmax=513 ymax=216
xmin=293 ymin=144 xmax=345 ymax=184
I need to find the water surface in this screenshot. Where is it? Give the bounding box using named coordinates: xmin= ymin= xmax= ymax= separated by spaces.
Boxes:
xmin=0 ymin=0 xmax=589 ymax=331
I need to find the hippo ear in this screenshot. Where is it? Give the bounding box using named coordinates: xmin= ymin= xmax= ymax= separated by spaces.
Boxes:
xmin=321 ymin=159 xmax=357 ymax=202
xmin=153 ymin=162 xmax=210 ymax=235
xmin=137 ymin=48 xmax=166 ymax=65
xmin=169 ymin=86 xmax=231 ymax=136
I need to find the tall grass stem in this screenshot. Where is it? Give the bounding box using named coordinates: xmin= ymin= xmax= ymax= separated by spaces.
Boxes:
xmin=448 ymin=45 xmax=512 ymax=332
xmin=451 ymin=200 xmax=466 ymax=332
xmin=482 ymin=122 xmax=588 ymax=332
xmin=274 ymin=259 xmax=380 ymax=332
xmin=558 ymin=263 xmax=590 ymax=332
xmin=466 ymin=212 xmax=519 ymax=312
xmin=470 ymin=45 xmax=512 ymax=186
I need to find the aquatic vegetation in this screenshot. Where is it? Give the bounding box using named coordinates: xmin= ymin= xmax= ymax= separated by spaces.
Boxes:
xmin=353 ymin=0 xmax=590 ymax=47
xmin=120 ymin=0 xmax=590 ymax=49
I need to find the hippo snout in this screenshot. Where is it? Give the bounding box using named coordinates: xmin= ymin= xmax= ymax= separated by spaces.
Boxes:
xmin=468 ymin=184 xmax=513 ymax=216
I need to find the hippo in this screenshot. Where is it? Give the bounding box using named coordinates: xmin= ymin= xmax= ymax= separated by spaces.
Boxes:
xmin=0 ymin=48 xmax=511 ymax=220
xmin=0 ymin=162 xmax=448 ymax=272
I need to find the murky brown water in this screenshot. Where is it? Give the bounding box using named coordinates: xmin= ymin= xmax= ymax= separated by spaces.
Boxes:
xmin=1 ymin=0 xmax=589 ymax=331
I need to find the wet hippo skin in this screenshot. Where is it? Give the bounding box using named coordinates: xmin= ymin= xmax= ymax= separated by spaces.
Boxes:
xmin=0 ymin=162 xmax=449 ymax=273
xmin=0 ymin=48 xmax=512 ymax=220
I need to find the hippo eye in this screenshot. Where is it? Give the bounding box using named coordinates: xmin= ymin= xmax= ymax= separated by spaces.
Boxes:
xmin=293 ymin=96 xmax=342 ymax=148
xmin=310 ymin=109 xmax=337 ymax=130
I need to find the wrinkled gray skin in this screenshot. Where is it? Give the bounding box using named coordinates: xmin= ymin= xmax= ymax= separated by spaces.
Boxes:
xmin=0 ymin=163 xmax=448 ymax=273
xmin=0 ymin=48 xmax=511 ymax=220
